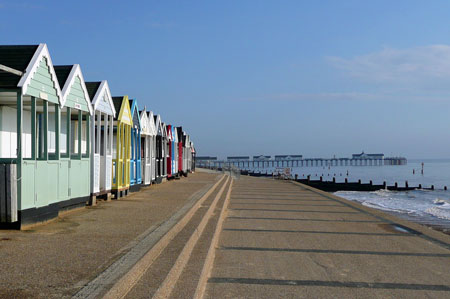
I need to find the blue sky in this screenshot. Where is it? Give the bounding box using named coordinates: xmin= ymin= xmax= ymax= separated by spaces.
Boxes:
xmin=2 ymin=1 xmax=450 ymax=159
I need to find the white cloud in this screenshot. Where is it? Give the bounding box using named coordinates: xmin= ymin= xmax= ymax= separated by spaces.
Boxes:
xmin=235 ymin=91 xmax=449 ymax=103
xmin=234 ymin=45 xmax=450 ymax=103
xmin=327 ymin=45 xmax=450 ymax=85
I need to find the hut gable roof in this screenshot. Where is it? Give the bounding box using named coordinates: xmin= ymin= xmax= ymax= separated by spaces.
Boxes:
xmin=112 ymin=95 xmax=132 ymax=125
xmin=161 ymin=122 xmax=167 ymax=137
xmin=129 ymin=98 xmax=141 ymax=129
xmin=166 ymin=125 xmax=173 ymax=141
xmin=155 ymin=114 xmax=163 ymax=136
xmin=0 ymin=44 xmax=62 ymax=102
xmin=85 ymin=81 xmax=116 ymax=116
xmin=55 ymin=64 xmax=93 ymax=114
xmin=139 ymin=109 xmax=149 ymax=135
xmin=146 ymin=111 xmax=157 ymax=136
xmin=18 ymin=44 xmax=62 ymax=101
xmin=0 ymin=45 xmax=39 ymax=88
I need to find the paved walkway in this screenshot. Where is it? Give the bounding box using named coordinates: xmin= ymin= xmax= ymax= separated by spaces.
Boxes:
xmin=1 ymin=172 xmax=449 ymax=298
xmin=0 ymin=171 xmax=221 ymax=298
xmin=205 ymin=176 xmax=450 ymax=298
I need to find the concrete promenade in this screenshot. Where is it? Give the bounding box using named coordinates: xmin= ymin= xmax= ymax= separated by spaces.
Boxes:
xmin=205 ymin=176 xmax=450 ymax=298
xmin=0 ymin=171 xmax=222 ymax=298
xmin=0 ymin=171 xmax=449 ymax=298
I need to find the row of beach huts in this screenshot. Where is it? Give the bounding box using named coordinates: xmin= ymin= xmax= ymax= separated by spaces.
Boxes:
xmin=0 ymin=44 xmax=195 ymax=228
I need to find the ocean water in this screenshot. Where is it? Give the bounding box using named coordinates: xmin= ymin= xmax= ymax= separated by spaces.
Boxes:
xmin=246 ymin=159 xmax=450 ymax=229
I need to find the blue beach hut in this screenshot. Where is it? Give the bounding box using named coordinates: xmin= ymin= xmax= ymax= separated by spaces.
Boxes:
xmin=129 ymin=98 xmax=141 ymax=191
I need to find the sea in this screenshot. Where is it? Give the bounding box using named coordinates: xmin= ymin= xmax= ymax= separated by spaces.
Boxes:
xmin=245 ymin=159 xmax=450 ymax=232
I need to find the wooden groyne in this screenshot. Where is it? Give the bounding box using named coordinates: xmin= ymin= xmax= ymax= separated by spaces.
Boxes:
xmin=212 ymin=168 xmax=443 ymax=192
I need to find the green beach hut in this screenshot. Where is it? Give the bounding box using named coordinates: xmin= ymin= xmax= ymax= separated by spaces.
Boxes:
xmin=54 ymin=64 xmax=93 ymax=208
xmin=0 ymin=44 xmax=71 ymax=226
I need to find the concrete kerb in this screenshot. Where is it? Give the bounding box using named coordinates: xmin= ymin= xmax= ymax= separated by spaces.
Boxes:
xmin=153 ymin=176 xmax=231 ymax=299
xmin=194 ymin=178 xmax=234 ymax=299
xmin=73 ymin=174 xmax=226 ymax=299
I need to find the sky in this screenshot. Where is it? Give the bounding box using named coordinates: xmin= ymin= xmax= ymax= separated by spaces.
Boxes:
xmin=1 ymin=0 xmax=450 ymax=159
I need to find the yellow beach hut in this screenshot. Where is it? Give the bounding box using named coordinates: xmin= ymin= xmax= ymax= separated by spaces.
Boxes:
xmin=111 ymin=96 xmax=132 ymax=198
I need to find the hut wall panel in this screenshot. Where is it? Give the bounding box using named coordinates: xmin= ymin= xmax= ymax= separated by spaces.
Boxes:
xmin=96 ymin=93 xmax=114 ymax=115
xmin=34 ymin=161 xmax=51 ymax=208
xmin=59 ymin=160 xmax=70 ymax=201
xmin=105 ymin=156 xmax=112 ymax=190
xmin=65 ymin=77 xmax=89 ymax=111
xmin=69 ymin=159 xmax=90 ymax=199
xmin=20 ymin=161 xmax=36 ymax=210
xmin=94 ymin=154 xmax=100 ymax=192
xmin=46 ymin=162 xmax=59 ymax=205
xmin=26 ymin=58 xmax=59 ymax=104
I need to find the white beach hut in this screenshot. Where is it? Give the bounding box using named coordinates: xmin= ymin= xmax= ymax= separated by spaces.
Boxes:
xmin=140 ymin=108 xmax=157 ymax=185
xmin=85 ymin=81 xmax=115 ymax=202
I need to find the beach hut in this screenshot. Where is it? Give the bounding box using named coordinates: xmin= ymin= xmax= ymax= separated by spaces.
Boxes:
xmin=140 ymin=108 xmax=156 ymax=185
xmin=184 ymin=133 xmax=191 ymax=173
xmin=190 ymin=141 xmax=196 ymax=172
xmin=54 ymin=64 xmax=93 ymax=208
xmin=129 ymin=98 xmax=142 ymax=191
xmin=172 ymin=126 xmax=178 ymax=177
xmin=0 ymin=44 xmax=91 ymax=227
xmin=176 ymin=127 xmax=184 ymax=176
xmin=0 ymin=44 xmax=61 ymax=226
xmin=85 ymin=81 xmax=115 ymax=202
xmin=161 ymin=122 xmax=168 ymax=180
xmin=112 ymin=96 xmax=132 ymax=198
xmin=166 ymin=124 xmax=173 ymax=179
xmin=154 ymin=114 xmax=163 ymax=183
xmin=147 ymin=111 xmax=157 ymax=183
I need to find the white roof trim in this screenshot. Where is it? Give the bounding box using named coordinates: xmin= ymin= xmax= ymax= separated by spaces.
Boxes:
xmin=148 ymin=111 xmax=157 ymax=136
xmin=139 ymin=109 xmax=150 ymax=135
xmin=155 ymin=114 xmax=162 ymax=136
xmin=60 ymin=64 xmax=93 ymax=115
xmin=92 ymin=80 xmax=116 ymax=117
xmin=17 ymin=43 xmax=62 ymax=100
xmin=167 ymin=125 xmax=173 ymax=141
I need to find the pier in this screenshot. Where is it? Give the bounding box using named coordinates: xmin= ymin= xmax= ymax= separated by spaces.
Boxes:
xmin=196 ymin=154 xmax=407 ymax=169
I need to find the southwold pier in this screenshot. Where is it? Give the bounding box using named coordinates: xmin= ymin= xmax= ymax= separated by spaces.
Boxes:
xmin=196 ymin=152 xmax=407 ymax=169
xmin=0 ymin=169 xmax=448 ymax=298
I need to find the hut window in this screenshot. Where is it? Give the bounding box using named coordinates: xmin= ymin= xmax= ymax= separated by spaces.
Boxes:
xmin=0 ymin=92 xmax=19 ymax=159
xmin=106 ymin=116 xmax=112 ymax=156
xmin=146 ymin=138 xmax=150 ymax=164
xmin=35 ymin=99 xmax=47 ymax=160
xmin=22 ymin=97 xmax=32 ymax=159
xmin=81 ymin=111 xmax=89 ymax=158
xmin=60 ymin=107 xmax=69 ymax=157
xmin=99 ymin=113 xmax=105 ymax=156
xmin=48 ymin=103 xmax=58 ymax=159
xmin=95 ymin=111 xmax=101 ymax=155
xmin=70 ymin=109 xmax=80 ymax=158
xmin=112 ymin=126 xmax=117 ymax=159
